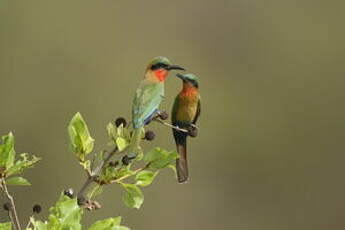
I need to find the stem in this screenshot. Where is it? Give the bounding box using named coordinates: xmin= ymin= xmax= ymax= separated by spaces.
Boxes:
xmin=77 ymin=147 xmax=118 ymax=197
xmin=153 ymin=119 xmax=188 ymax=133
xmin=77 ymin=176 xmax=95 ymax=198
xmin=109 ymin=163 xmax=150 ymax=184
xmin=8 ymin=211 xmax=16 ymax=229
xmin=92 ymin=147 xmax=118 ymax=176
xmin=0 ymin=179 xmax=22 ymax=230
xmin=25 ymin=216 xmax=33 ymax=229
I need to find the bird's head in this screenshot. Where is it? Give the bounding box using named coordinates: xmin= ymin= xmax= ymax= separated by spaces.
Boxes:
xmin=146 ymin=57 xmax=185 ymax=82
xmin=176 ymin=73 xmax=199 ymax=88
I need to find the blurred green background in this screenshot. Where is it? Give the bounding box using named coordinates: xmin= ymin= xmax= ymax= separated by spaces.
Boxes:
xmin=1 ymin=0 xmax=345 ymax=229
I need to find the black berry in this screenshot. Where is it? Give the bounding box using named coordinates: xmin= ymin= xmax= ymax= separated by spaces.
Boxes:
xmin=159 ymin=111 xmax=169 ymax=120
xmin=3 ymin=202 xmax=11 ymax=211
xmin=64 ymin=188 xmax=74 ymax=198
xmin=145 ymin=130 xmax=155 ymax=141
xmin=122 ymin=156 xmax=130 ymax=165
xmin=115 ymin=117 xmax=127 ymax=127
xmin=109 ymin=161 xmax=119 ymax=167
xmin=122 ymin=155 xmax=135 ymax=165
xmin=32 ymin=204 xmax=42 ymax=214
xmin=188 ymin=126 xmax=198 ymax=137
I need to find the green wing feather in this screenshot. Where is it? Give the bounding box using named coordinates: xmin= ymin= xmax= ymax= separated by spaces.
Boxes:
xmin=128 ymin=79 xmax=164 ymax=158
xmin=132 ymin=79 xmax=164 ymax=128
xmin=192 ymin=99 xmax=201 ymax=124
xmin=171 ymin=95 xmax=179 ymax=125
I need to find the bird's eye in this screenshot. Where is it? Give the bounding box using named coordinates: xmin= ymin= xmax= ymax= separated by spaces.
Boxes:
xmin=151 ymin=63 xmax=168 ymax=70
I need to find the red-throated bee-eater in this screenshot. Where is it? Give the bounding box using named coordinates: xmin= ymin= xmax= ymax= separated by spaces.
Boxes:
xmin=172 ymin=73 xmax=201 ymax=183
xmin=128 ymin=57 xmax=185 ymax=159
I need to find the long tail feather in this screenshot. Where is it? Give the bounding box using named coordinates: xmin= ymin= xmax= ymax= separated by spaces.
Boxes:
xmin=176 ymin=143 xmax=188 ymax=183
xmin=174 ymin=131 xmax=188 ymax=183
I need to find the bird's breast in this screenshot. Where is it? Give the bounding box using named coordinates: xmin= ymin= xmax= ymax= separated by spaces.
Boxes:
xmin=176 ymin=92 xmax=199 ymax=124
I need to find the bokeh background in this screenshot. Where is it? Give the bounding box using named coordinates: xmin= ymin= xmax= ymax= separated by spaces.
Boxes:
xmin=1 ymin=0 xmax=345 ymax=229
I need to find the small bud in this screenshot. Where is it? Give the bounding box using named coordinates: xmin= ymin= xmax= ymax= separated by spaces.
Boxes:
xmin=109 ymin=161 xmax=119 ymax=167
xmin=115 ymin=117 xmax=127 ymax=127
xmin=159 ymin=111 xmax=169 ymax=120
xmin=188 ymin=126 xmax=198 ymax=137
xmin=93 ymin=201 xmax=102 ymax=210
xmin=145 ymin=130 xmax=156 ymax=141
xmin=77 ymin=196 xmax=86 ymax=206
xmin=63 ymin=188 xmax=74 ymax=198
xmin=32 ymin=204 xmax=42 ymax=214
xmin=3 ymin=202 xmax=11 ymax=211
xmin=0 ymin=166 xmax=6 ymax=173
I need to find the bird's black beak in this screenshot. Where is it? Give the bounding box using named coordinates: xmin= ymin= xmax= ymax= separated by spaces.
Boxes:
xmin=167 ymin=65 xmax=185 ymax=71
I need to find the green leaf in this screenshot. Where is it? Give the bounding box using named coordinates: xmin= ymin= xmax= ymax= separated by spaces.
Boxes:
xmin=135 ymin=170 xmax=158 ymax=187
xmin=79 ymin=160 xmax=91 ymax=174
xmin=168 ymin=164 xmax=177 ymax=177
xmin=0 ymin=132 xmax=15 ymax=169
xmin=6 ymin=177 xmax=31 ymax=186
xmin=88 ymin=217 xmax=121 ymax=230
xmin=114 ymin=226 xmax=130 ymax=230
xmin=30 ymin=217 xmax=47 ymax=230
xmin=144 ymin=148 xmax=179 ymax=169
xmin=114 ymin=166 xmax=132 ymax=179
xmin=68 ymin=112 xmax=94 ymax=160
xmin=46 ymin=193 xmax=83 ymax=230
xmin=107 ymin=123 xmax=131 ymax=149
xmin=143 ymin=147 xmax=162 ymax=163
xmin=6 ymin=153 xmax=40 ymax=176
xmin=121 ymin=183 xmax=144 ymax=209
xmin=115 ymin=124 xmax=130 ymax=151
xmin=106 ymin=122 xmax=117 ymax=141
xmin=0 ymin=222 xmax=12 ymax=230
xmin=116 ymin=137 xmax=129 ymax=152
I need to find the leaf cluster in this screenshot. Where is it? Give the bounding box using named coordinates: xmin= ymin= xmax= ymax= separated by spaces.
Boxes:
xmin=68 ymin=113 xmax=179 ymax=209
xmin=0 ymin=111 xmax=179 ymax=229
xmin=0 ymin=132 xmax=40 ymax=186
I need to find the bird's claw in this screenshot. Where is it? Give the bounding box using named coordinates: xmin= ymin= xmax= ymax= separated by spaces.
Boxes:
xmin=155 ymin=110 xmax=169 ymax=120
xmin=190 ymin=124 xmax=198 ymax=130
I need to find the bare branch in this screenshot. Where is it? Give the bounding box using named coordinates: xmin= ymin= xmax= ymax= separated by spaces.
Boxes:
xmin=0 ymin=179 xmax=22 ymax=230
xmin=153 ymin=118 xmax=188 ymax=133
xmin=108 ymin=163 xmax=150 ymax=184
xmin=77 ymin=147 xmax=118 ymax=197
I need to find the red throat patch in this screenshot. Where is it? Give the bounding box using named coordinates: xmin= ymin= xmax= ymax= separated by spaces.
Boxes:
xmin=154 ymin=69 xmax=168 ymax=82
xmin=181 ymin=84 xmax=198 ymax=97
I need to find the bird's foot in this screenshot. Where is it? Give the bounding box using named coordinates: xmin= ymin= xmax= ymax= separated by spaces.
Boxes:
xmin=152 ymin=110 xmax=169 ymax=121
xmin=190 ymin=124 xmax=199 ymax=130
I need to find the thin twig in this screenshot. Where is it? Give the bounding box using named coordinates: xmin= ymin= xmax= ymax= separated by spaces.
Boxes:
xmin=7 ymin=210 xmax=16 ymax=230
xmin=0 ymin=179 xmax=22 ymax=230
xmin=25 ymin=216 xmax=33 ymax=229
xmin=109 ymin=163 xmax=150 ymax=184
xmin=153 ymin=119 xmax=188 ymax=133
xmin=77 ymin=176 xmax=95 ymax=198
xmin=92 ymin=147 xmax=118 ymax=176
xmin=77 ymin=147 xmax=118 ymax=197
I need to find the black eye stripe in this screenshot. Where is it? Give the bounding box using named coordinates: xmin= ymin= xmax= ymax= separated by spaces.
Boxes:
xmin=186 ymin=79 xmax=199 ymax=88
xmin=151 ymin=63 xmax=168 ymax=70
